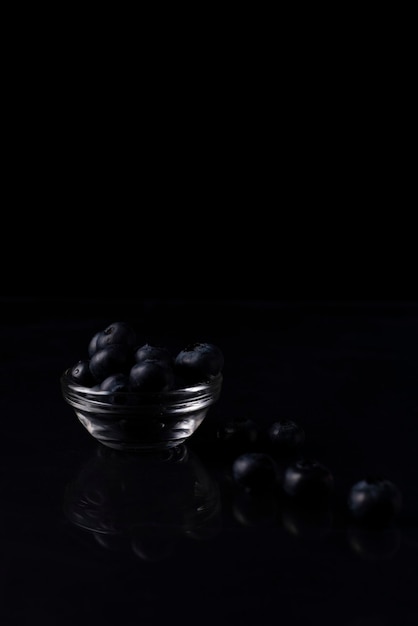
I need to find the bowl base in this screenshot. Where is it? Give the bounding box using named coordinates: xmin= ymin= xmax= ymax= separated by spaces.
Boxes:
xmin=95 ymin=438 xmax=188 ymax=451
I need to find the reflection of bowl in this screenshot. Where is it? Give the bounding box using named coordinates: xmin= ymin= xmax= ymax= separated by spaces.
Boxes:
xmin=61 ymin=369 xmax=222 ymax=450
xmin=63 ymin=444 xmax=221 ymax=560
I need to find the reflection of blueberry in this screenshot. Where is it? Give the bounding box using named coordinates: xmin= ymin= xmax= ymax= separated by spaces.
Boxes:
xmin=281 ymin=500 xmax=333 ymax=539
xmin=347 ymin=478 xmax=402 ymax=527
xmin=232 ymin=452 xmax=278 ymax=492
xmin=129 ymin=360 xmax=175 ymax=392
xmin=89 ymin=345 xmax=132 ymax=383
xmin=347 ymin=527 xmax=401 ymax=560
xmin=282 ymin=459 xmax=334 ymax=502
xmin=232 ymin=489 xmax=279 ymax=527
xmin=96 ymin=321 xmax=137 ymax=351
xmin=174 ymin=342 xmax=224 ymax=383
xmin=69 ymin=359 xmax=96 ymax=387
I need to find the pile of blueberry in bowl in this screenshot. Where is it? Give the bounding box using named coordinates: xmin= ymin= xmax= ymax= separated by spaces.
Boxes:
xmin=61 ymin=321 xmax=224 ymax=451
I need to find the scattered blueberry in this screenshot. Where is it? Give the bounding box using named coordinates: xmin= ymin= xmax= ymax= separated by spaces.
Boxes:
xmin=216 ymin=417 xmax=259 ymax=452
xmin=267 ymin=419 xmax=305 ymax=452
xmin=232 ymin=452 xmax=278 ymax=492
xmin=282 ymin=459 xmax=334 ymax=502
xmin=347 ymin=477 xmax=402 ymax=527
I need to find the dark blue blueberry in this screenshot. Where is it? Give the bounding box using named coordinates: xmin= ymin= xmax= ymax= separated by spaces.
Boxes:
xmin=96 ymin=321 xmax=137 ymax=351
xmin=99 ymin=373 xmax=131 ymax=393
xmin=216 ymin=417 xmax=259 ymax=452
xmin=99 ymin=373 xmax=132 ymax=405
xmin=88 ymin=331 xmax=102 ymax=357
xmin=347 ymin=477 xmax=402 ymax=527
xmin=232 ymin=452 xmax=278 ymax=492
xmin=134 ymin=343 xmax=173 ymax=365
xmin=174 ymin=342 xmax=224 ymax=383
xmin=129 ymin=360 xmax=175 ymax=392
xmin=89 ymin=344 xmax=132 ymax=383
xmin=69 ymin=359 xmax=96 ymax=387
xmin=282 ymin=459 xmax=334 ymax=502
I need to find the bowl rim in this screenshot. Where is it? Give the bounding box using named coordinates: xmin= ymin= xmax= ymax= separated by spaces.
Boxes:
xmin=61 ymin=368 xmax=223 ymax=402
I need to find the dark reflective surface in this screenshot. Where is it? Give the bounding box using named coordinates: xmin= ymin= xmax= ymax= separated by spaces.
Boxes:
xmin=63 ymin=443 xmax=222 ymax=560
xmin=1 ymin=298 xmax=418 ymax=625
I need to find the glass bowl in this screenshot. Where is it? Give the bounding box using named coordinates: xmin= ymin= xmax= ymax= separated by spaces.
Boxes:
xmin=60 ymin=369 xmax=223 ymax=450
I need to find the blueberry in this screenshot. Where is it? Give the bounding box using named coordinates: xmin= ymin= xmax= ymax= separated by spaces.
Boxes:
xmin=267 ymin=419 xmax=305 ymax=452
xmin=282 ymin=459 xmax=334 ymax=502
xmin=96 ymin=321 xmax=137 ymax=351
xmin=88 ymin=331 xmax=102 ymax=357
xmin=134 ymin=343 xmax=173 ymax=365
xmin=347 ymin=477 xmax=402 ymax=527
xmin=99 ymin=373 xmax=131 ymax=393
xmin=69 ymin=359 xmax=96 ymax=387
xmin=97 ymin=373 xmax=131 ymax=405
xmin=216 ymin=417 xmax=259 ymax=452
xmin=89 ymin=344 xmax=132 ymax=383
xmin=129 ymin=360 xmax=175 ymax=392
xmin=232 ymin=452 xmax=278 ymax=492
xmin=174 ymin=342 xmax=224 ymax=383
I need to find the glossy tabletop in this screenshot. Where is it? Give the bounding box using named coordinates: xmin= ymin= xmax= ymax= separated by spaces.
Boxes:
xmin=1 ymin=298 xmax=418 ymax=626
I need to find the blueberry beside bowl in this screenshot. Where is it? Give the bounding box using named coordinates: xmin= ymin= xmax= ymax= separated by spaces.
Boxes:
xmin=61 ymin=322 xmax=224 ymax=451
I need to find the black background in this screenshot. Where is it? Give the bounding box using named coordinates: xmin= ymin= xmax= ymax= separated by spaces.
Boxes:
xmin=1 ymin=297 xmax=418 ymax=626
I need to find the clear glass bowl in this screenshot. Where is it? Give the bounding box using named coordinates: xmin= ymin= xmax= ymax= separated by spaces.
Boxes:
xmin=60 ymin=369 xmax=223 ymax=450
